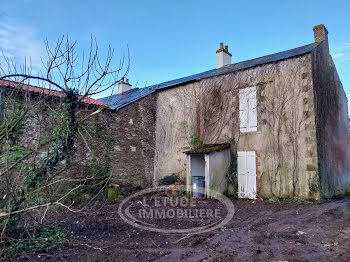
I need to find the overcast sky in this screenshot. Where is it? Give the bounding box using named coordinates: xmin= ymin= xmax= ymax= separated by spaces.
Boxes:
xmin=1 ymin=0 xmax=350 ymax=105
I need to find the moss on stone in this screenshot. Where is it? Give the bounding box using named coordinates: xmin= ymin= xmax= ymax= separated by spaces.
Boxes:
xmin=184 ymin=143 xmax=230 ymax=154
xmin=306 ymin=164 xmax=317 ymax=171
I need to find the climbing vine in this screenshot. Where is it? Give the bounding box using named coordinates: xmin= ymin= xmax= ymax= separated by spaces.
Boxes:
xmin=0 ymin=34 xmax=129 ymax=258
xmin=2 ymin=89 xmax=79 ymax=237
xmin=226 ymin=150 xmax=238 ymax=194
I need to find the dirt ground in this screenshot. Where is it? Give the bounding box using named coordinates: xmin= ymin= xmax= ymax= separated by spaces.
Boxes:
xmin=13 ymin=196 xmax=350 ymax=262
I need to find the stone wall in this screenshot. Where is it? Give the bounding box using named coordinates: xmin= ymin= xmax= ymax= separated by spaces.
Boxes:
xmin=98 ymin=94 xmax=157 ymax=187
xmin=0 ymin=89 xmax=90 ymax=196
xmin=0 ymin=88 xmax=157 ymax=191
xmin=0 ymin=89 xmax=69 ymax=164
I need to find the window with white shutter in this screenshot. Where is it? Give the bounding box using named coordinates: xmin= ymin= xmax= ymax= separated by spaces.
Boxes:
xmin=239 ymin=88 xmax=248 ymax=132
xmin=239 ymin=86 xmax=257 ymax=132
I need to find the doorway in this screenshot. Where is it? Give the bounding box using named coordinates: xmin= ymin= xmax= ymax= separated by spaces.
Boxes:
xmin=237 ymin=151 xmax=257 ymax=199
xmin=189 ymin=154 xmax=206 ymax=197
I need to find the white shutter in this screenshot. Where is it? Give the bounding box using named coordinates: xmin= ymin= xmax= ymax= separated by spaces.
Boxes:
xmin=248 ymin=108 xmax=257 ymax=132
xmin=247 ymin=86 xmax=256 ymax=108
xmin=237 ymin=151 xmax=247 ymax=198
xmin=246 ymin=151 xmax=257 ymax=199
xmin=240 ymin=86 xmax=257 ymax=132
xmin=247 ymin=86 xmax=257 ymax=132
xmin=239 ymin=89 xmax=248 ymax=132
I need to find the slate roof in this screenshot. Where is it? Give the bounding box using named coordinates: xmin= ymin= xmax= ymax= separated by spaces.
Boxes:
xmin=99 ymin=42 xmax=320 ymax=110
xmin=98 ymin=86 xmax=155 ymax=110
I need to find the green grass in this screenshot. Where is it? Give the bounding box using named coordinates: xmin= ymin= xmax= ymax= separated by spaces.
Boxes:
xmin=268 ymin=197 xmax=280 ymax=203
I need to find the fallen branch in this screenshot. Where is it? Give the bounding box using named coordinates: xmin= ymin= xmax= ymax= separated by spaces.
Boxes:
xmin=0 ymin=200 xmax=91 ymax=218
xmin=173 ymin=234 xmax=192 ymax=244
xmin=68 ymin=240 xmax=102 ymax=252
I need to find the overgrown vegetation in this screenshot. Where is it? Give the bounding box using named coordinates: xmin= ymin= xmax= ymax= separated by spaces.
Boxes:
xmin=226 ymin=150 xmax=238 ymax=196
xmin=189 ymin=134 xmax=202 ymax=148
xmin=0 ymin=35 xmax=128 ymax=259
xmin=1 ymin=226 xmax=67 ymax=259
xmin=309 ymin=182 xmax=319 ymax=195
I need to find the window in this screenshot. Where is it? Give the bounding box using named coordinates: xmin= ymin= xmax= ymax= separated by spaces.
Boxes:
xmin=239 ymin=86 xmax=257 ymax=132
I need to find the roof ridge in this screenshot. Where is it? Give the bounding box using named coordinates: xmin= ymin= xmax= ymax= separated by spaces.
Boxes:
xmin=148 ymin=42 xmax=319 ymax=90
xmin=100 ymin=42 xmax=320 ymax=110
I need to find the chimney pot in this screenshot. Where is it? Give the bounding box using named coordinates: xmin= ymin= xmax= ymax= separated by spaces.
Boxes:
xmin=216 ymin=42 xmax=232 ymax=69
xmin=118 ymin=78 xmax=132 ymax=94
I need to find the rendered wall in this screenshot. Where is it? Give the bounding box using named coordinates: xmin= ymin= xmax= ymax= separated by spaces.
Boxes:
xmin=311 ymin=42 xmax=350 ymax=198
xmin=207 ymin=149 xmax=230 ymax=196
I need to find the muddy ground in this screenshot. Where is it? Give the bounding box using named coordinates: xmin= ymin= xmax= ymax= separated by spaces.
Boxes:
xmin=12 ymin=196 xmax=350 ymax=262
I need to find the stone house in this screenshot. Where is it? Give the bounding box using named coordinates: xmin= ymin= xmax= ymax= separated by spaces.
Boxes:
xmin=100 ymin=24 xmax=350 ymax=200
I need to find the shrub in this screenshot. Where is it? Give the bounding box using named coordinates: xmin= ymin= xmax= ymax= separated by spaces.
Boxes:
xmin=158 ymin=174 xmax=181 ymax=186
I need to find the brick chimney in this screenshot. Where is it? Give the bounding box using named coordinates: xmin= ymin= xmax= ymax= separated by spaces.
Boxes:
xmin=313 ymin=24 xmax=329 ymax=50
xmin=216 ymin=42 xmax=232 ymax=69
xmin=118 ymin=78 xmax=132 ymax=94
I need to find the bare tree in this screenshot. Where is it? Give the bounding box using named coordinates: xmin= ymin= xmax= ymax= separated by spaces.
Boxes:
xmin=0 ymin=35 xmax=129 ymax=251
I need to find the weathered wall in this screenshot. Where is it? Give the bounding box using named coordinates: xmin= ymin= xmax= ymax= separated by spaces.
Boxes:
xmin=311 ymin=42 xmax=350 ymax=198
xmin=0 ymin=89 xmax=94 ymax=198
xmin=154 ymin=84 xmax=201 ymax=181
xmin=154 ymin=55 xmax=320 ymax=199
xmin=0 ymin=89 xmax=71 ymax=163
xmin=207 ymin=149 xmax=230 ymax=196
xmin=100 ymin=94 xmax=156 ymax=187
xmin=0 ymin=88 xmax=156 ymax=191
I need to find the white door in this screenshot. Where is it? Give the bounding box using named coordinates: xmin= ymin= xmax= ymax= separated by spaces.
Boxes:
xmin=237 ymin=151 xmax=257 ymax=199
